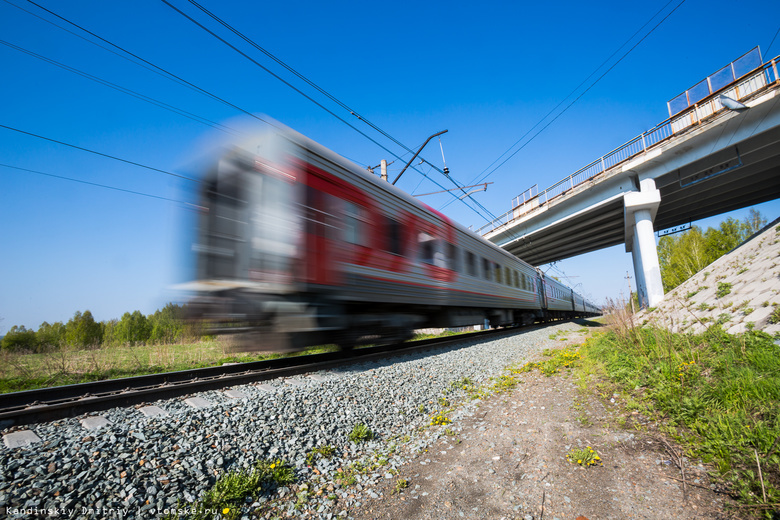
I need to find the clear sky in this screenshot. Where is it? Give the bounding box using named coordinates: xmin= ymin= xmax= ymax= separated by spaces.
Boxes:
xmin=1 ymin=0 xmax=779 ymax=333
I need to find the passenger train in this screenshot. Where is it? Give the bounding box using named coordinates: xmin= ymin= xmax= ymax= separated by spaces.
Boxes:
xmin=185 ymin=123 xmax=600 ymax=349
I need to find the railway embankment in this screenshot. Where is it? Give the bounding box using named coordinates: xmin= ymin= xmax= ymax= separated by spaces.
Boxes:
xmin=639 ymin=219 xmax=780 ymax=335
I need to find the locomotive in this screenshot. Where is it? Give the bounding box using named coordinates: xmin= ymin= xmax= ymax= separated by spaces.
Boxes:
xmin=184 ymin=122 xmax=600 ymax=350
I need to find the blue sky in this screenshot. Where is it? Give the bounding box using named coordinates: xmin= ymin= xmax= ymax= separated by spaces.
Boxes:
xmin=1 ymin=0 xmax=779 ymax=332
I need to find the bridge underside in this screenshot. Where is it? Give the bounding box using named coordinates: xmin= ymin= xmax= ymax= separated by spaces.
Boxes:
xmin=494 ymin=108 xmax=780 ymax=267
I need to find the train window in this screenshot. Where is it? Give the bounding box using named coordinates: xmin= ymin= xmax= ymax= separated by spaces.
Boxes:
xmin=447 ymin=243 xmax=459 ymax=272
xmin=344 ymin=201 xmax=362 ymax=245
xmin=513 ymin=270 xmax=519 ymax=288
xmin=483 ymin=258 xmax=492 ymax=281
xmin=495 ymin=264 xmax=502 ymax=284
xmin=465 ymin=251 xmax=476 ymax=277
xmin=384 ymin=216 xmax=403 ymax=256
xmin=418 ymin=232 xmax=436 ymax=264
xmin=505 ymin=267 xmax=512 ymax=286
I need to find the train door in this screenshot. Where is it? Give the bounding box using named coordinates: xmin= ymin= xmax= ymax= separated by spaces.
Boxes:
xmin=303 ymin=185 xmax=338 ymax=287
xmin=537 ymin=272 xmax=548 ymax=310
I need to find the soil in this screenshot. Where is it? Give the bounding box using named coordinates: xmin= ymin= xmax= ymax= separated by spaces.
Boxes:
xmin=349 ymin=337 xmax=733 ymax=520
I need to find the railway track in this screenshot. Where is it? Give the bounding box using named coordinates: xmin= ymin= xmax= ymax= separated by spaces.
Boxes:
xmin=0 ymin=326 xmax=529 ymax=429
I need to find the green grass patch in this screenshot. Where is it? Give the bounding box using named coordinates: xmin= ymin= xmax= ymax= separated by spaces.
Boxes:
xmin=716 ymin=282 xmax=733 ymax=298
xmin=0 ymin=341 xmax=339 ymax=394
xmin=566 ymin=446 xmax=602 ymax=467
xmin=512 ymin=346 xmax=581 ymax=376
xmin=581 ymin=325 xmax=780 ymax=513
xmin=348 ymin=423 xmax=374 ymax=443
xmin=163 ymin=458 xmax=295 ymax=519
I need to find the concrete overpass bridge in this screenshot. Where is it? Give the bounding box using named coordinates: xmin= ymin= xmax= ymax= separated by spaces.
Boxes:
xmin=479 ymin=48 xmax=780 ymax=307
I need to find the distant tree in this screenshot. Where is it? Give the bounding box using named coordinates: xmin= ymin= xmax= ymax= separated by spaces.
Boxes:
xmin=101 ymin=319 xmax=120 ymax=347
xmin=65 ymin=310 xmax=103 ymax=348
xmin=115 ymin=310 xmax=151 ymax=346
xmin=659 ymin=210 xmax=768 ymax=292
xmin=148 ymin=303 xmax=186 ymax=344
xmin=744 ymin=208 xmax=766 ymax=235
xmin=658 ymin=226 xmax=710 ymax=292
xmin=1 ymin=325 xmax=38 ymax=351
xmin=37 ymin=321 xmax=66 ymax=349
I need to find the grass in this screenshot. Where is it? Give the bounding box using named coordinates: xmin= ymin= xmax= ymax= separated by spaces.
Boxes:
xmin=0 ymin=327 xmax=470 ymax=395
xmin=566 ymin=446 xmax=602 ymax=467
xmin=163 ymin=458 xmax=295 ymax=520
xmin=305 ymin=445 xmax=336 ymax=465
xmin=348 ymin=423 xmax=374 ymax=443
xmin=512 ymin=346 xmax=581 ymax=376
xmin=717 ymin=282 xmax=733 ymax=298
xmin=0 ymin=340 xmax=339 ymax=394
xmin=580 ymin=320 xmax=780 ymax=516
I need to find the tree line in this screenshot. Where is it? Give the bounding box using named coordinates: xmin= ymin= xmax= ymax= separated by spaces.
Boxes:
xmin=658 ymin=209 xmax=767 ymax=293
xmin=1 ymin=303 xmax=198 ymax=352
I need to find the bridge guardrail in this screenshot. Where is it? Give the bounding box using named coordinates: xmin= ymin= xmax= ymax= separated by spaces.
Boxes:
xmin=478 ymin=51 xmax=780 ymax=237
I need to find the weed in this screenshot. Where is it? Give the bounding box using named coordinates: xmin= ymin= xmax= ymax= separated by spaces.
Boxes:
xmin=737 ymin=267 xmax=749 ymax=275
xmin=769 ymin=305 xmax=780 ymax=324
xmin=566 ymin=446 xmax=602 ymax=467
xmin=514 ymin=347 xmax=580 ymax=376
xmin=348 ymin=423 xmax=374 ymax=443
xmin=716 ymin=282 xmax=732 ymax=298
xmin=430 ymin=413 xmax=452 ymax=426
xmin=581 ymin=325 xmax=780 ymax=511
xmin=163 ymin=458 xmax=294 ymax=519
xmin=393 ymin=478 xmax=409 ymax=494
xmin=305 ymin=445 xmax=336 ymax=465
xmin=716 ymin=313 xmax=731 ymax=325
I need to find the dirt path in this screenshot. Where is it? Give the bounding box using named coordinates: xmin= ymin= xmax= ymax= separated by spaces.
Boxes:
xmin=349 ymin=349 xmax=731 ymax=520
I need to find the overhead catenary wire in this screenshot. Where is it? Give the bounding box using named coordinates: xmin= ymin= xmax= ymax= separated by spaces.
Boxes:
xmin=19 ymin=0 xmax=281 ymax=133
xmin=440 ymin=0 xmax=687 ymax=213
xmin=160 ymin=0 xmax=497 ymax=223
xmin=0 ymin=124 xmax=197 ymax=182
xmin=0 ymin=163 xmax=197 ymax=207
xmin=180 ymin=0 xmax=446 ymax=175
xmin=170 ymin=0 xmax=499 ymax=223
xmin=0 ymin=38 xmax=240 ymax=136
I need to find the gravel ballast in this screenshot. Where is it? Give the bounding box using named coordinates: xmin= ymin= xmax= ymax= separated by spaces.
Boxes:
xmin=1 ymin=322 xmax=583 ymax=519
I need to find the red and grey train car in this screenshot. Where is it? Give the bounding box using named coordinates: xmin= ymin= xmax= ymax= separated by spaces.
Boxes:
xmin=185 ymin=124 xmax=600 ymax=349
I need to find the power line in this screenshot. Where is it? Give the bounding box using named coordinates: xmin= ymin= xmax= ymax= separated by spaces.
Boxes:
xmin=160 ymin=0 xmax=496 ymax=223
xmin=15 ymin=0 xmax=494 ymax=221
xmin=480 ymin=0 xmax=688 ymax=181
xmin=765 ymin=24 xmax=780 ymax=58
xmin=0 ymin=38 xmax=240 ymax=136
xmin=20 ymin=0 xmax=280 ymax=132
xmin=0 ymin=123 xmax=197 ymax=182
xmin=0 ymin=162 xmax=196 ymax=206
xmin=181 ymin=0 xmax=446 ymax=175
xmin=442 ymin=0 xmax=687 ymax=214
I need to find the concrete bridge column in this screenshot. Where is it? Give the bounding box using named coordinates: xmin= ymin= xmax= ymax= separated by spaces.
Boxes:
xmin=624 ymin=178 xmax=664 ymax=308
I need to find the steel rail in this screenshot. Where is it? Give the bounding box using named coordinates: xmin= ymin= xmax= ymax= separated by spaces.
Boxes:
xmin=0 ymin=325 xmax=538 ymax=428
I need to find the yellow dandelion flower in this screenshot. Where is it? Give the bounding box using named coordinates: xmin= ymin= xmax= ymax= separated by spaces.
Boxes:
xmin=223 ymin=508 xmax=230 ymax=514
xmin=270 ymin=463 xmax=276 ymax=468
xmin=577 ymin=459 xmax=582 ymax=464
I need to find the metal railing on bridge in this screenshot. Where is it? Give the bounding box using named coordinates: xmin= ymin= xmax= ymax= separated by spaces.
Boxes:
xmin=477 ymin=48 xmax=780 ymax=236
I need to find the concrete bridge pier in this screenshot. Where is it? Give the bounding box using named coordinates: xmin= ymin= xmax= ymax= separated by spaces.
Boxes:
xmin=624 ymin=178 xmax=664 ymax=308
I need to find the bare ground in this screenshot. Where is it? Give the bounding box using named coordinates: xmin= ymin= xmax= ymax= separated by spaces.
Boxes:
xmin=348 ymin=346 xmax=733 ymax=520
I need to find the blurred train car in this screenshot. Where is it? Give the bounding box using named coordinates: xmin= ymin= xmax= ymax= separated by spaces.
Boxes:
xmin=184 ymin=123 xmax=600 ymax=350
